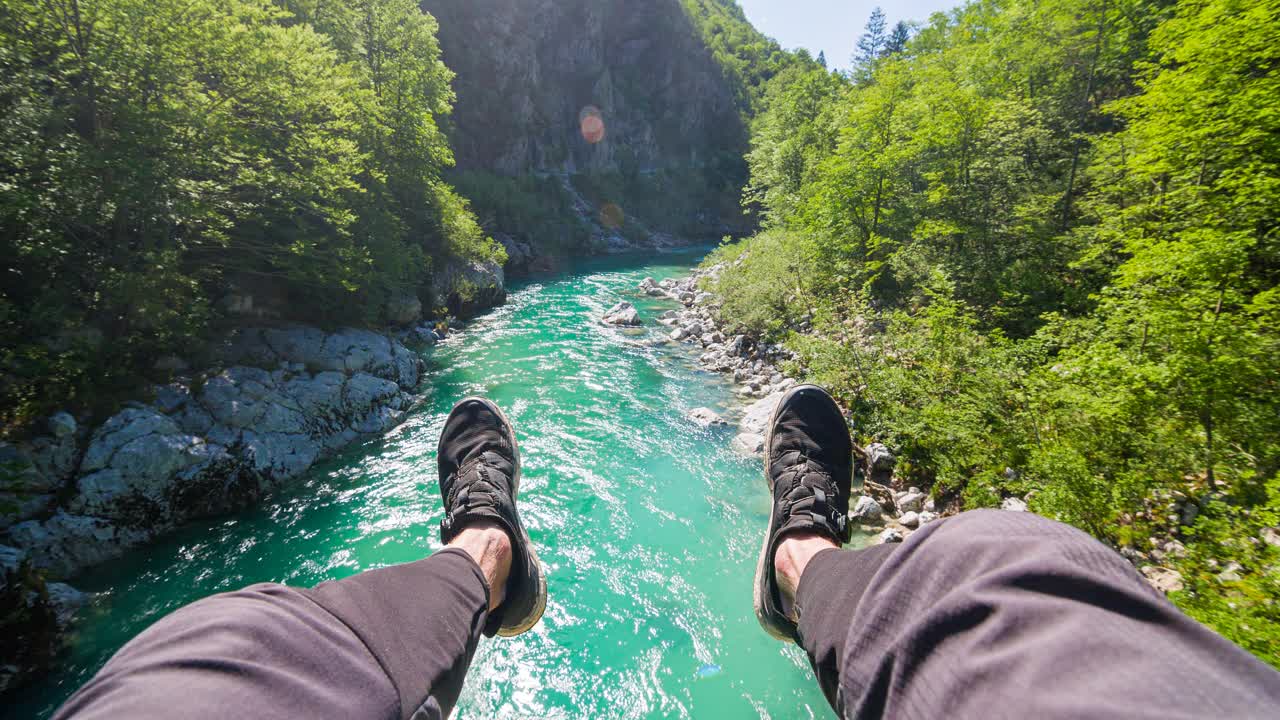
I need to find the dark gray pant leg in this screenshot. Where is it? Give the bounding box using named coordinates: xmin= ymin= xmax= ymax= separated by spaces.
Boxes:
xmin=303 ymin=547 xmax=491 ymax=719
xmin=795 ymin=509 xmax=1280 ymax=719
xmin=53 ymin=547 xmax=490 ymax=720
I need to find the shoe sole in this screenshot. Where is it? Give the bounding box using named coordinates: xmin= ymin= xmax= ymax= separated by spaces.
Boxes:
xmin=752 ymin=384 xmax=830 ymax=642
xmin=455 ymin=397 xmax=548 ymax=637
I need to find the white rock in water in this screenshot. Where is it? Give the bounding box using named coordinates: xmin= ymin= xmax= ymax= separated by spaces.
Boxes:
xmin=731 ymin=432 xmax=765 ymax=456
xmin=601 ymin=301 xmax=641 ymax=326
xmin=918 ymin=511 xmax=939 ymax=525
xmin=1001 ymin=497 xmax=1029 ymax=513
xmin=687 ymin=407 xmax=726 ymax=427
xmin=900 ymin=511 xmax=921 ymax=528
xmin=849 ymin=495 xmax=883 ymax=522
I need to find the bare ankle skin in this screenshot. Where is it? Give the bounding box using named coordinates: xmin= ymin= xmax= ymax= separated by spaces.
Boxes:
xmin=447 ymin=521 xmax=513 ymax=611
xmin=774 ymin=532 xmax=840 ymax=620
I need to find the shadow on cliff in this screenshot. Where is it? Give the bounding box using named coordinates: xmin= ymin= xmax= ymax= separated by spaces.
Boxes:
xmin=421 ymin=0 xmax=753 ymax=271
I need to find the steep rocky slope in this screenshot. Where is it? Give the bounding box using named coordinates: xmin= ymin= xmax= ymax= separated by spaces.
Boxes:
xmin=424 ymin=0 xmax=743 ymax=175
xmin=422 ymin=0 xmax=754 ymax=263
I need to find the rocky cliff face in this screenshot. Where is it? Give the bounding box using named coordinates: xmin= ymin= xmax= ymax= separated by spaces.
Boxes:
xmin=423 ymin=0 xmax=751 ymax=261
xmin=423 ymin=0 xmax=744 ymax=176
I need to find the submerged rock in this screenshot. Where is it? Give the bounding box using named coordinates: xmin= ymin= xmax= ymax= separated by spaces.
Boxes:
xmin=687 ymin=407 xmax=726 ymax=427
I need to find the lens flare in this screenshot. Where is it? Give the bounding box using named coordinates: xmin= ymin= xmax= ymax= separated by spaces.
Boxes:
xmin=579 ymin=105 xmax=605 ymax=144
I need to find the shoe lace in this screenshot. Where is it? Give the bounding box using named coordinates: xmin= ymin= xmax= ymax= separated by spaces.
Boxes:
xmin=776 ymin=450 xmax=849 ymax=540
xmin=440 ymin=451 xmax=509 ymax=536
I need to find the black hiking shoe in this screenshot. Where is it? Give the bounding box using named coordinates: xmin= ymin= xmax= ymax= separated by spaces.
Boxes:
xmin=438 ymin=397 xmax=547 ymax=637
xmin=753 ymin=384 xmax=853 ymax=641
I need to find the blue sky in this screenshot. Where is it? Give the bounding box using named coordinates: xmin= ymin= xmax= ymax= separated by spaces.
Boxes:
xmin=737 ymin=0 xmax=963 ymax=70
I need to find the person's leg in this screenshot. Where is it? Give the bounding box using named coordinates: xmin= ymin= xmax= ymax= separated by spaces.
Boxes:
xmin=780 ymin=511 xmax=1280 ymax=719
xmin=755 ymin=385 xmax=1280 ymax=718
xmin=54 ymin=397 xmax=545 ymax=720
xmin=53 ymin=530 xmax=505 ymax=720
xmin=299 ymin=522 xmax=511 ymax=719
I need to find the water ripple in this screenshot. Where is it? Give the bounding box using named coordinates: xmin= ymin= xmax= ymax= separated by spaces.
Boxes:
xmin=10 ymin=251 xmax=833 ymax=719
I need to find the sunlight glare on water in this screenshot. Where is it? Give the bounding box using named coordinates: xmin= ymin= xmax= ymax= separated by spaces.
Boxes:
xmin=10 ymin=250 xmax=835 ymax=719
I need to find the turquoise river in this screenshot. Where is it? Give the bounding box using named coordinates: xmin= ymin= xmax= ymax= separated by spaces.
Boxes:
xmin=11 ymin=250 xmax=850 ymax=719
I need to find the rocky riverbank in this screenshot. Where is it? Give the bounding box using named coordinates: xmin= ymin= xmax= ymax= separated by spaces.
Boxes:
xmin=0 ymin=321 xmax=457 ymax=691
xmin=637 ymin=263 xmax=1009 ymax=546
xmin=643 ymin=262 xmax=1203 ymax=593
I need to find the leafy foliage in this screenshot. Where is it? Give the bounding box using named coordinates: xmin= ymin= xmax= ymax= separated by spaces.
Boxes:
xmin=0 ymin=0 xmax=499 ymax=430
xmin=711 ymin=0 xmax=1280 ymax=664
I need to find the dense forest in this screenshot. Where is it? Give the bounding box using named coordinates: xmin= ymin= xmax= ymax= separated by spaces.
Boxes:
xmin=706 ymin=0 xmax=1279 ymax=662
xmin=0 ymin=0 xmax=504 ymax=430
xmin=1 ymin=0 xmax=1276 ymax=672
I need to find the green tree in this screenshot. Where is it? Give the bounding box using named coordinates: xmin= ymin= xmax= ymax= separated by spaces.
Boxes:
xmin=853 ymin=6 xmax=887 ymax=79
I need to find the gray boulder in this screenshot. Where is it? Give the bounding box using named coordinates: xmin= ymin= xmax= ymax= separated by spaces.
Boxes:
xmin=1000 ymin=496 xmax=1029 ymax=513
xmin=602 ymin=301 xmax=642 ymax=326
xmin=46 ymin=582 xmax=87 ymax=627
xmin=849 ymin=495 xmax=883 ymax=522
xmin=283 ymin=371 xmax=347 ymax=417
xmin=431 ymin=260 xmax=506 ymax=316
xmin=240 ymin=431 xmax=320 ymax=480
xmin=740 ymin=392 xmax=783 ymax=437
xmin=1140 ymin=565 xmax=1185 ymax=594
xmin=896 ymin=490 xmax=926 ymax=514
xmin=344 ymin=373 xmax=401 ymax=417
xmin=200 ymin=368 xmax=273 ymax=428
xmin=261 ymin=326 xmax=327 ymax=368
xmin=8 ymin=511 xmax=152 ymax=577
xmin=867 ymin=443 xmax=895 ymax=472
